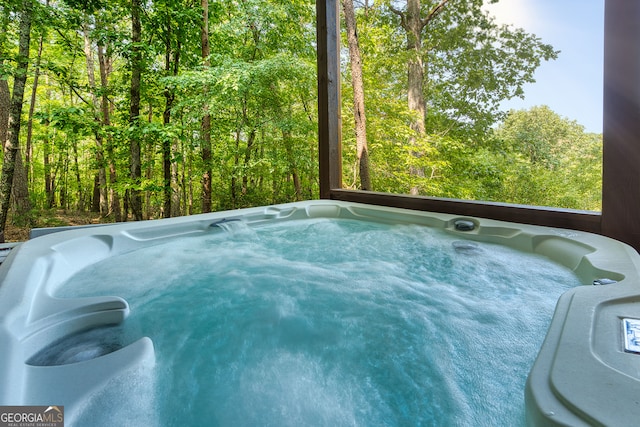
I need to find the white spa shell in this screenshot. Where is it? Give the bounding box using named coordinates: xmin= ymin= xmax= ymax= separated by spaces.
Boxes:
xmin=0 ymin=201 xmax=639 ymax=426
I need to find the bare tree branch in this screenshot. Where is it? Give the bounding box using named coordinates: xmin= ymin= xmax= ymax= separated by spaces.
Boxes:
xmin=422 ymin=0 xmax=451 ymax=30
xmin=390 ymin=1 xmax=452 ymax=33
xmin=389 ymin=4 xmax=408 ymax=32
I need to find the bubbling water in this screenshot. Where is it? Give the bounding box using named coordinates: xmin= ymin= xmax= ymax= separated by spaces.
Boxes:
xmin=56 ymin=218 xmax=581 ymax=426
xmin=28 ymin=326 xmax=126 ymax=366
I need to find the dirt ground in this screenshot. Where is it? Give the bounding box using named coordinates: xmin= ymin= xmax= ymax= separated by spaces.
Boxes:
xmin=3 ymin=211 xmax=110 ymax=242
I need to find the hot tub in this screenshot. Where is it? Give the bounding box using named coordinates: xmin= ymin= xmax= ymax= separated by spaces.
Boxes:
xmin=0 ymin=200 xmax=638 ymax=426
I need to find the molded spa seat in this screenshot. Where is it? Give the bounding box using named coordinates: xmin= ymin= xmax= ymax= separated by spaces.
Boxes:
xmin=23 ymin=337 xmax=154 ymax=415
xmin=0 ymin=291 xmax=155 ymax=416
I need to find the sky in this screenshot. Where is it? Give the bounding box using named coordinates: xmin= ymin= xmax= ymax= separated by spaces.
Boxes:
xmin=483 ymin=0 xmax=605 ymax=133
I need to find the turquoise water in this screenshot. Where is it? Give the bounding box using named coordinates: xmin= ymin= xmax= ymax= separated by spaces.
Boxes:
xmin=56 ymin=218 xmax=580 ymax=426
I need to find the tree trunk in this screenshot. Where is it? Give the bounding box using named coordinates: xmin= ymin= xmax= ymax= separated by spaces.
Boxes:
xmin=162 ymin=100 xmax=172 ymax=218
xmin=58 ymin=144 xmax=68 ymax=210
xmin=0 ymin=61 xmax=30 ymax=223
xmin=129 ymin=0 xmax=143 ymax=221
xmin=390 ymin=0 xmax=450 ymax=195
xmin=43 ymin=117 xmax=54 ymax=208
xmin=406 ymin=0 xmax=426 ymax=136
xmin=186 ymin=142 xmax=194 ymax=214
xmin=158 ymin=17 xmax=183 ymax=219
xmin=0 ymin=0 xmax=32 ymax=236
xmin=0 ymin=5 xmax=10 ymax=149
xmin=283 ymin=131 xmax=302 ymax=200
xmin=406 ymin=0 xmax=426 ymax=195
xmin=231 ymin=129 xmax=240 ymax=208
xmin=170 ymin=50 xmax=181 ymax=218
xmin=170 ymin=137 xmax=180 ymax=217
xmin=169 ymin=65 xmax=181 ymax=218
xmin=241 ymin=129 xmax=256 ymax=196
xmin=11 ymin=151 xmax=32 ymax=220
xmin=0 ymin=70 xmax=9 ymax=152
xmin=161 ymin=12 xmax=177 ymax=218
xmin=72 ymin=138 xmax=83 ymax=209
xmin=92 ymin=175 xmax=100 ymax=212
xmin=24 ymin=34 xmax=43 ymax=186
xmin=1 ymin=5 xmax=33 ymax=221
xmin=342 ymin=0 xmax=372 ymax=190
xmin=97 ymin=42 xmax=122 ymax=221
xmin=83 ymin=19 xmax=108 ymax=214
xmin=145 ymin=134 xmax=153 ymax=219
xmin=201 ymin=0 xmax=212 ymax=213
xmin=162 ymin=45 xmax=173 ymax=217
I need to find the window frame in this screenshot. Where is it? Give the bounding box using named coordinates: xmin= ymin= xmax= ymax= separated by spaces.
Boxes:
xmin=317 ymin=0 xmax=640 ymax=251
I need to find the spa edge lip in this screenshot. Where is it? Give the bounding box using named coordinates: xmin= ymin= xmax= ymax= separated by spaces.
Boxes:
xmin=0 ymin=200 xmax=639 ymax=426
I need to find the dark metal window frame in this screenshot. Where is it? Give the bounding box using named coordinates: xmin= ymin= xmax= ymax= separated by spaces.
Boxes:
xmin=317 ymin=0 xmax=640 ymax=252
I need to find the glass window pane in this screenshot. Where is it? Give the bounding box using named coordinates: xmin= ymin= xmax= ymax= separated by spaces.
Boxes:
xmin=340 ymin=0 xmax=604 ymax=211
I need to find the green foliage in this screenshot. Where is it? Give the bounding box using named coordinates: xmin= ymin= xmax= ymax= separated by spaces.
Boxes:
xmin=3 ymin=0 xmax=601 ymax=224
xmin=366 ymin=0 xmax=559 ymax=138
xmin=60 ymin=0 xmax=106 ymax=15
xmin=493 ymin=106 xmax=602 ymax=210
xmin=35 ymin=106 xmax=94 ymax=135
xmin=338 ymin=1 xmax=598 ymax=210
xmin=496 ymin=105 xmax=586 ymax=166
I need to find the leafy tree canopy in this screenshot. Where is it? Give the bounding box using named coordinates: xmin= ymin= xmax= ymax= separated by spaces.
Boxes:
xmin=369 ymin=0 xmax=559 ymax=138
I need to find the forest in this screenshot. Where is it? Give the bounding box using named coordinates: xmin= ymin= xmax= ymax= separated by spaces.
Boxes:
xmin=0 ymin=0 xmax=603 ymax=236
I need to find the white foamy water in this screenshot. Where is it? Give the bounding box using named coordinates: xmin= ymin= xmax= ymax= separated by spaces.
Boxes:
xmin=55 ymin=218 xmax=581 ymax=426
